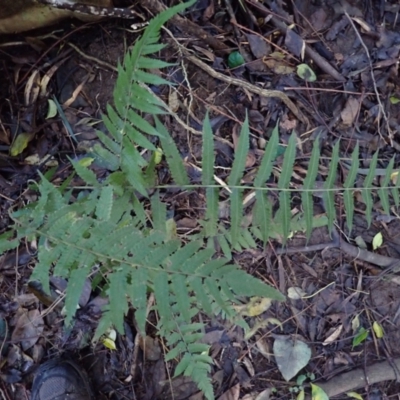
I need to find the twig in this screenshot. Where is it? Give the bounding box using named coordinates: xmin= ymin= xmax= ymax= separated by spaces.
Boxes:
xmin=184 ymin=52 xmax=308 ymax=123
xmin=276 ymin=226 xmax=400 ymax=271
xmin=344 ymin=12 xmax=392 ymax=144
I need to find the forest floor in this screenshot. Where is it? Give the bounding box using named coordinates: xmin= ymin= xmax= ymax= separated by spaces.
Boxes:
xmin=2 ymin=0 xmax=400 ymax=399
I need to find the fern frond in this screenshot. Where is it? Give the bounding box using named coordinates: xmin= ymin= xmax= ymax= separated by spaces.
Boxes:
xmin=343 ymin=143 xmax=359 ymax=233
xmin=323 ymin=141 xmax=340 ymax=233
xmin=378 ymin=156 xmax=394 ymax=215
xmin=277 ymin=132 xmax=297 ymax=243
xmin=301 ymin=137 xmax=320 ymax=241
xmin=362 ymin=150 xmax=378 ymax=227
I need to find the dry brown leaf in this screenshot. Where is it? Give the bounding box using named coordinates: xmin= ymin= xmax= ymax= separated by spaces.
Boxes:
xmin=217 ymin=383 xmax=240 ymax=400
xmin=139 ymin=335 xmax=162 ymax=361
xmin=340 ymin=97 xmax=359 ymax=125
xmin=11 ymin=309 xmax=44 ymax=351
xmin=323 ymin=324 xmax=343 ymax=346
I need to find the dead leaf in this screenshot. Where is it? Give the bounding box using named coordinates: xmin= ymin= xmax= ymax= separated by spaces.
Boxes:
xmin=10 ymin=132 xmax=35 ymax=156
xmin=323 ymin=324 xmax=343 ymax=346
xmin=340 ymin=97 xmax=359 ymax=126
xmin=255 ymin=336 xmax=271 ymax=360
xmin=263 ymin=58 xmax=295 ymax=75
xmin=218 ymin=383 xmax=240 ymax=400
xmin=246 ymin=34 xmax=271 ymax=59
xmin=168 ymin=90 xmax=179 ymax=112
xmin=203 ymin=0 xmax=215 ymax=21
xmin=139 ymin=335 xmax=162 ymax=361
xmin=11 ymin=309 xmax=44 ymax=351
xmin=233 ymin=297 xmax=272 ymax=317
xmin=285 ymin=29 xmax=305 ymax=59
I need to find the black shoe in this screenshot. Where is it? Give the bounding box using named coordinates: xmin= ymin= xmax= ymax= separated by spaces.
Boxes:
xmin=31 ymin=359 xmax=93 ymax=400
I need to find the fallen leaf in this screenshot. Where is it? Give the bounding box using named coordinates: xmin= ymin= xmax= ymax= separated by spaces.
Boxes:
xmin=273 ymin=336 xmax=311 ymax=381
xmin=255 ymin=388 xmax=273 ymax=400
xmin=10 ymin=133 xmax=34 ymax=156
xmin=297 ymin=64 xmax=317 ymax=82
xmin=233 ymin=297 xmax=272 ymax=317
xmin=246 ymin=34 xmax=271 ymax=59
xmin=218 ymin=383 xmax=240 ymax=400
xmin=11 ymin=309 xmax=44 ymax=351
xmin=288 ymin=287 xmax=306 ymax=300
xmin=340 ymin=97 xmax=359 ymax=126
xmin=323 ymin=324 xmax=343 ymax=346
xmin=372 ymin=232 xmax=383 ymax=250
xmin=372 ymin=321 xmax=384 ymax=338
xmin=311 ymin=383 xmax=329 ymax=400
xmin=139 ymin=335 xmax=162 ymax=361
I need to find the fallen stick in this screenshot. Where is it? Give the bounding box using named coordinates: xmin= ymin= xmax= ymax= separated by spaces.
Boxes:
xmin=306 ymin=358 xmax=400 ymax=398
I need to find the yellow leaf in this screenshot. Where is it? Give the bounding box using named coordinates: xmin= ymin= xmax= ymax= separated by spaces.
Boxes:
xmin=102 ymin=338 xmax=116 ymax=350
xmin=372 ymin=321 xmax=384 ymax=338
xmin=391 ymin=171 xmax=399 ymax=185
xmin=372 ymin=232 xmax=383 ymax=250
xmin=346 ymin=392 xmax=363 ymax=400
xmin=233 ymin=297 xmax=272 ymax=317
xmin=10 ymin=132 xmax=34 ymax=156
xmin=297 ymin=389 xmax=305 ymax=400
xmin=78 ymin=157 xmax=95 ymax=167
xmin=390 ymin=96 xmax=400 ymax=104
xmin=154 ymin=147 xmax=163 ymax=165
xmin=311 ymin=384 xmax=329 ymax=400
xmin=46 ymin=99 xmax=58 ymax=119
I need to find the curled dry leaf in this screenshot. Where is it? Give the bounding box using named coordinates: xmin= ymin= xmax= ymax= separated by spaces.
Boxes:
xmin=288 ymin=287 xmax=307 ymax=300
xmin=323 ymin=324 xmax=343 ymax=346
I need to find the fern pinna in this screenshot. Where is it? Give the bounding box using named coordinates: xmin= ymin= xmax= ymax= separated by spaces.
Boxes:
xmin=1 ymin=0 xmax=400 ymax=398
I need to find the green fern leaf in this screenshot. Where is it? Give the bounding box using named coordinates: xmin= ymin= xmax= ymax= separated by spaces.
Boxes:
xmin=120 ymin=137 xmax=148 ymax=196
xmin=151 ymin=193 xmax=167 ymax=233
xmin=156 ymin=118 xmax=189 ymax=186
xmin=343 ymin=143 xmax=359 ymax=233
xmin=226 ymin=269 xmax=284 ymax=300
xmin=154 ymin=270 xmax=172 ymax=323
xmin=228 ymin=116 xmax=250 ymax=187
xmin=0 ymin=231 xmax=19 ymax=254
xmin=65 ymin=261 xmax=92 ymax=326
xmin=129 ymin=267 xmax=148 ymax=335
xmin=301 ymin=137 xmax=320 ymax=241
xmin=202 ymin=113 xmax=218 ymax=237
xmin=254 ymin=121 xmax=279 ymax=187
xmin=216 ymin=233 xmax=232 ymax=259
xmin=171 ymin=274 xmax=191 ymax=322
xmin=254 ymin=192 xmax=272 ymax=245
xmin=392 ymin=169 xmax=400 ymax=207
xmin=378 ymin=156 xmax=394 ymax=215
xmin=362 ymin=150 xmax=378 ymax=227
xmin=227 ymin=117 xmax=249 ymax=245
xmin=108 ymin=266 xmax=129 ymax=333
xmin=136 ymin=57 xmax=174 ymax=70
xmin=167 ymin=240 xmax=203 ymax=271
xmin=189 ymin=277 xmax=213 ymax=315
xmin=69 ymin=158 xmax=99 ymax=187
xmin=277 ymin=132 xmax=297 ymax=243
xmin=96 ymin=186 xmax=114 ymax=221
xmin=230 ymin=188 xmax=243 ymax=246
xmin=323 ymin=141 xmax=339 ymax=233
